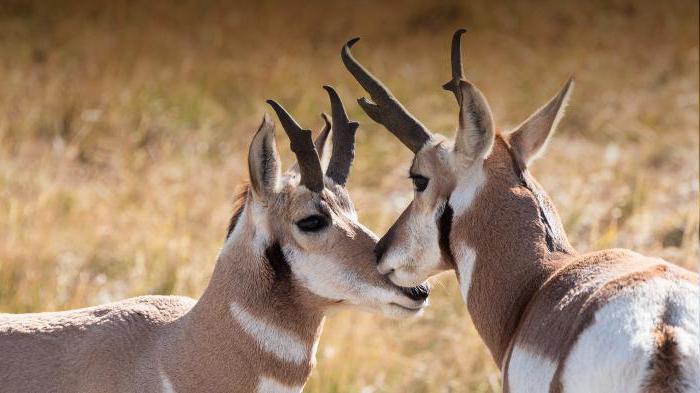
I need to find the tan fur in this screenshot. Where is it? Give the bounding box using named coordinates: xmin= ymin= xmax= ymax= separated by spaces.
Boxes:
xmin=643 ymin=325 xmax=683 ymax=393
xmin=382 ymin=132 xmax=699 ymax=391
xmin=455 ymin=138 xmax=575 ymax=365
xmin=368 ymin=43 xmax=698 ymax=389
xmin=0 ymin=116 xmax=425 ymax=392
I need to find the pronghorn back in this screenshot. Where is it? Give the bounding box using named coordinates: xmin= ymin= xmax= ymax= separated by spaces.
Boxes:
xmin=0 ymin=295 xmax=195 ymax=392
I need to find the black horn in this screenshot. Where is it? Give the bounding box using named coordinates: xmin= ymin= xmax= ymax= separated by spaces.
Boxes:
xmin=341 ymin=38 xmax=431 ymax=153
xmin=442 ymin=28 xmax=467 ymax=103
xmin=323 ymin=85 xmax=359 ymax=186
xmin=266 ymin=99 xmax=325 ymax=192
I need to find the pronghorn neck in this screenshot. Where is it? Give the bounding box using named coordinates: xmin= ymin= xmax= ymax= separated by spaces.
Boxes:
xmin=451 ymin=138 xmax=575 ymax=366
xmin=159 ymin=197 xmax=324 ymax=392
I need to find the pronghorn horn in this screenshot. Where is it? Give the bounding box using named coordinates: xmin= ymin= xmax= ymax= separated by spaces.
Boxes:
xmin=266 ymin=99 xmax=325 ymax=192
xmin=341 ymin=38 xmax=431 ymax=153
xmin=288 ymin=113 xmax=331 ymax=175
xmin=316 ymin=113 xmax=332 ymax=154
xmin=323 ymin=85 xmax=359 ymax=186
xmin=442 ymin=28 xmax=467 ymax=103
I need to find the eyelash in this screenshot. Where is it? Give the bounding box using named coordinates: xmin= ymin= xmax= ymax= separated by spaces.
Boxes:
xmin=410 ymin=175 xmax=429 ymax=192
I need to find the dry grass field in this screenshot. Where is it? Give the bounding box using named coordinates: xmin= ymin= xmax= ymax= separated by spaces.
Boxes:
xmin=0 ymin=0 xmax=698 ymax=391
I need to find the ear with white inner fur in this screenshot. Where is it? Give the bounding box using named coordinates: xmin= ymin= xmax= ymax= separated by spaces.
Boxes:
xmin=508 ymin=77 xmax=574 ymax=166
xmin=453 ymin=80 xmax=495 ymax=160
xmin=248 ymin=114 xmax=281 ymax=200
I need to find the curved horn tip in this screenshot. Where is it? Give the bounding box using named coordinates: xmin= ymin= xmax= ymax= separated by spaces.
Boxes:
xmin=320 ymin=112 xmax=331 ymax=125
xmin=346 ymin=37 xmax=360 ymax=48
xmin=455 ymin=28 xmax=467 ymax=36
xmin=265 ymin=99 xmax=282 ymax=113
xmin=323 ymin=85 xmax=342 ymax=103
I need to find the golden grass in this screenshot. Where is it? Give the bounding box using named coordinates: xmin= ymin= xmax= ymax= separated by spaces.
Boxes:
xmin=0 ymin=1 xmax=698 ymax=391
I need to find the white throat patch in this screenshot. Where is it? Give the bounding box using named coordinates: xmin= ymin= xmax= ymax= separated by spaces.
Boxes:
xmin=448 ymin=160 xmax=487 ymax=217
xmin=448 ymin=159 xmax=485 ymax=303
xmin=455 ymin=245 xmax=477 ymax=303
xmin=160 ymin=368 xmax=176 ymax=393
xmin=256 ymin=376 xmax=303 ymax=393
xmin=229 ymin=302 xmax=310 ymax=364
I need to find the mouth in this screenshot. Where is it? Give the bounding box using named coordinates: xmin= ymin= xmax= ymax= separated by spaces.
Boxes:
xmin=399 ymin=283 xmax=431 ymax=301
xmin=389 ymin=302 xmax=424 ymax=312
xmin=382 ymin=282 xmax=430 ymax=318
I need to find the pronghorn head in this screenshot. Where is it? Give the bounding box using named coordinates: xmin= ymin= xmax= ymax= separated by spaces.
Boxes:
xmin=223 ymin=86 xmax=429 ymax=318
xmin=343 ymin=30 xmax=574 ymax=287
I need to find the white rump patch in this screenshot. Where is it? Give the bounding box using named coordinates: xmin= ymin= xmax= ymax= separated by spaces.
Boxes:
xmin=229 ymin=302 xmax=309 ymax=364
xmin=561 ymin=277 xmax=700 ymax=393
xmin=454 ymin=245 xmax=477 ymax=303
xmin=507 ymin=345 xmax=557 ymax=393
xmin=160 ymin=369 xmax=176 ymax=393
xmin=256 ymin=376 xmax=303 ymax=393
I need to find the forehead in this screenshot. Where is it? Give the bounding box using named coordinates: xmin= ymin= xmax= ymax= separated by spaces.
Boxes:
xmin=410 ymin=139 xmax=451 ymax=174
xmin=274 ymin=175 xmax=352 ymax=214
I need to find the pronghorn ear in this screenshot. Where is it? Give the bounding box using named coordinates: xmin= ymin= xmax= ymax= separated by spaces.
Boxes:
xmin=453 ymin=80 xmax=495 ymax=161
xmin=248 ymin=114 xmax=281 ymax=200
xmin=509 ymin=77 xmax=574 ymax=166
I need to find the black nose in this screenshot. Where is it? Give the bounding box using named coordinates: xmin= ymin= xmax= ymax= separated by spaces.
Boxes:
xmin=401 ymin=284 xmax=430 ymax=302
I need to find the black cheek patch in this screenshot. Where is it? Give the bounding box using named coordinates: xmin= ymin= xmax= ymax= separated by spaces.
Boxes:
xmin=264 ymin=242 xmax=291 ymax=282
xmin=438 ymin=203 xmax=455 ymax=266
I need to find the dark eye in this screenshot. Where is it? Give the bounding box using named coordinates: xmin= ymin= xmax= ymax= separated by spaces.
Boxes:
xmin=411 ymin=175 xmax=429 ymax=192
xmin=296 ymin=215 xmax=329 ymax=233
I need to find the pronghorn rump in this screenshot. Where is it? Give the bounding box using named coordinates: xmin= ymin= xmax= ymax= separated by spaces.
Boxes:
xmin=500 ymin=250 xmax=699 ymax=393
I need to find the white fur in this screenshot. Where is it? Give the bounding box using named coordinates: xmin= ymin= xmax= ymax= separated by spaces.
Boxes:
xmin=561 ymin=277 xmax=699 ymax=393
xmin=285 ymin=248 xmax=395 ymax=306
xmin=454 ymin=245 xmax=477 ymax=303
xmin=220 ymin=199 xmax=270 ymax=257
xmin=448 ymin=160 xmax=484 ymax=302
xmin=448 ymin=161 xmax=487 ymax=217
xmin=378 ymin=208 xmax=443 ymax=288
xmin=229 ymin=302 xmax=310 ymax=364
xmin=667 ymin=280 xmax=700 ymax=392
xmin=256 ymin=376 xmax=303 ymax=393
xmin=507 ymin=346 xmax=557 ymax=393
xmin=160 ymin=369 xmax=176 ymax=393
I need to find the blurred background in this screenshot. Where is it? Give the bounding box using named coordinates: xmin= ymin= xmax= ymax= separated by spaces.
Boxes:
xmin=0 ymin=0 xmax=697 ymax=391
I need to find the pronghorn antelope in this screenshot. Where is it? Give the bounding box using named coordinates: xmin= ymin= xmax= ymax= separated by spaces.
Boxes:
xmin=0 ymin=86 xmax=429 ymax=393
xmin=342 ymin=30 xmax=700 ymax=393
